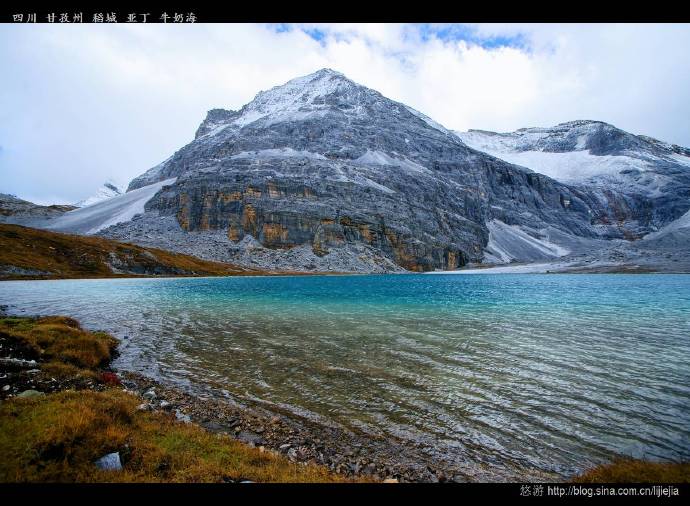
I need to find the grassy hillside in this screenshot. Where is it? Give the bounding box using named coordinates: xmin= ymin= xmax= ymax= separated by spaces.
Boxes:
xmin=0 ymin=224 xmax=275 ymax=280
xmin=0 ymin=390 xmax=352 ymax=483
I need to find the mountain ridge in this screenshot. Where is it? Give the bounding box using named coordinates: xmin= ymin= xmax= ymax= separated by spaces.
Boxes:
xmin=9 ymin=68 xmax=690 ymax=273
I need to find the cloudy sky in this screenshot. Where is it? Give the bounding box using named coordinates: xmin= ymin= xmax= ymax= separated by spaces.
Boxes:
xmin=1 ymin=23 xmax=689 ymax=204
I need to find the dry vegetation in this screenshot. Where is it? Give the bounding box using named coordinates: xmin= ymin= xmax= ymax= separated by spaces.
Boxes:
xmin=574 ymin=458 xmax=690 ymax=483
xmin=0 ymin=315 xmax=350 ymax=483
xmin=0 ymin=223 xmax=274 ymax=280
xmin=0 ymin=390 xmax=349 ymax=483
xmin=1 ymin=315 xmax=117 ymax=370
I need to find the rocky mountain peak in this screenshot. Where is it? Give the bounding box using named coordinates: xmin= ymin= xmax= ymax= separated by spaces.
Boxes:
xmin=193 ymin=69 xmax=370 ymax=139
xmin=74 ymin=180 xmax=123 ymax=208
xmin=554 ymin=119 xmax=609 ymax=128
xmin=103 ymin=182 xmax=121 ymax=193
xmin=130 ymin=68 xmax=465 ymax=191
xmin=235 ymin=68 xmax=361 ymax=124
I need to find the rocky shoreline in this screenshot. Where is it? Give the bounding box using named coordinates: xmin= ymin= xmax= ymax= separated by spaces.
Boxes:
xmin=116 ymin=371 xmax=560 ymax=483
xmin=0 ymin=313 xmax=350 ymax=482
xmin=119 ymin=371 xmax=432 ymax=483
xmin=0 ymin=325 xmax=438 ymax=482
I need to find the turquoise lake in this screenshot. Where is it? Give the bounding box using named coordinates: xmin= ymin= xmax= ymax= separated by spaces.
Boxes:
xmin=2 ymin=273 xmax=689 ymax=479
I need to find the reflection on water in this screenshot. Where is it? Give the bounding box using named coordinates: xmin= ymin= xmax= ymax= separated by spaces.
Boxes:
xmin=2 ymin=273 xmax=690 ymax=477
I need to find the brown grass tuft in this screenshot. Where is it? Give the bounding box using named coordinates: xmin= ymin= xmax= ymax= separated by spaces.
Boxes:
xmin=0 ymin=316 xmax=117 ymax=370
xmin=574 ymin=458 xmax=690 ymax=483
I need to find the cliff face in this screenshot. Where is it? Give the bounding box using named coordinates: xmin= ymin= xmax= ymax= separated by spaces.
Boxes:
xmin=147 ymin=162 xmax=481 ymax=272
xmin=115 ymin=69 xmax=609 ymax=272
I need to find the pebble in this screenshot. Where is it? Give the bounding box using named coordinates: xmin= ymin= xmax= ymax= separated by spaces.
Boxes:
xmin=175 ymin=409 xmax=192 ymax=423
xmin=202 ymin=420 xmax=225 ymax=431
xmin=143 ymin=389 xmax=156 ymax=400
xmin=2 ymin=385 xmax=9 ymax=391
xmin=159 ymin=400 xmax=172 ymax=410
xmin=237 ymin=430 xmax=265 ymax=446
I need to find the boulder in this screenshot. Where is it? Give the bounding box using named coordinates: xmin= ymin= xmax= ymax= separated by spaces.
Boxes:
xmin=95 ymin=452 xmax=122 ymax=471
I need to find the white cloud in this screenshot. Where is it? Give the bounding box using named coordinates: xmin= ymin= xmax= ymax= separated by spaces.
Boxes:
xmin=1 ymin=23 xmax=689 ymax=204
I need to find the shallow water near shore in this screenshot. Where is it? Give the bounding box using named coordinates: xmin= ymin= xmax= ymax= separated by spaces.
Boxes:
xmin=2 ymin=273 xmax=690 ymax=480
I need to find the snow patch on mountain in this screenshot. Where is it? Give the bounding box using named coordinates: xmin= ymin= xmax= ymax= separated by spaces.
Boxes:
xmin=226 ymin=69 xmax=356 ymax=130
xmin=404 ymin=106 xmax=453 ymax=136
xmin=483 ymin=220 xmax=570 ymax=264
xmin=127 ymin=157 xmax=173 ymax=191
xmin=231 ymin=148 xmax=327 ymax=160
xmin=670 ymin=153 xmax=690 ymax=167
xmin=456 ymin=129 xmax=652 ymax=184
xmin=643 ymin=208 xmax=690 ymax=241
xmin=75 ymin=180 xmax=123 ymax=208
xmin=428 ymin=262 xmax=572 ymax=274
xmin=490 ymin=150 xmax=651 ymax=185
xmin=454 ymin=122 xmax=690 ymax=204
xmin=327 ymin=169 xmax=396 ymax=194
xmin=47 ymin=178 xmax=176 ymax=235
xmin=353 ymin=150 xmax=432 ymax=174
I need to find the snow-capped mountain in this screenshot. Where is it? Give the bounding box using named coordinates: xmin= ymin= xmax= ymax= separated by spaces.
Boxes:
xmin=22 ymin=70 xmax=690 ymax=273
xmin=74 ymin=180 xmax=124 ymax=208
xmin=128 ymin=69 xmax=462 ymax=190
xmin=114 ymin=68 xmax=615 ymax=272
xmin=456 ymin=121 xmax=690 ymax=235
xmin=456 ymin=120 xmax=690 ymax=190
